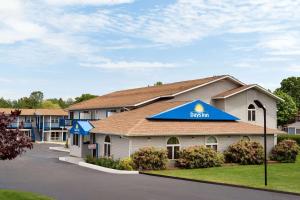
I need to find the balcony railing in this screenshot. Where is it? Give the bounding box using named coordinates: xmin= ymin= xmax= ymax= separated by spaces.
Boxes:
xmin=38 ymin=122 xmax=61 ymax=129
xmin=8 ymin=122 xmax=32 ymax=129
xmin=59 ymin=119 xmax=99 ymax=127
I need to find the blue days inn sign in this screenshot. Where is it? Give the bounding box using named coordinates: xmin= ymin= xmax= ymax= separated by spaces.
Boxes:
xmin=148 ymin=100 xmax=239 ymax=121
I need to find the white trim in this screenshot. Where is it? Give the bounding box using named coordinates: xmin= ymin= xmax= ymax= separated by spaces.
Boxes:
xmin=213 ymin=84 xmax=283 ymax=101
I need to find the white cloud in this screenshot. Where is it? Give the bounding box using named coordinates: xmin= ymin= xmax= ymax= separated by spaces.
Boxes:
xmin=287 ymin=65 xmax=300 ymax=72
xmin=45 ymin=0 xmax=134 ymax=6
xmin=81 ymin=61 xmax=176 ymax=69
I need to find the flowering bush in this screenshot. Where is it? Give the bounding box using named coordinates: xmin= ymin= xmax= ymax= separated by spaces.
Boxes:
xmin=131 ymin=147 xmax=168 ymax=170
xmin=270 ymin=140 xmax=299 ymax=163
xmin=224 ymin=140 xmax=264 ymax=165
xmin=176 ymin=146 xmax=224 ymax=169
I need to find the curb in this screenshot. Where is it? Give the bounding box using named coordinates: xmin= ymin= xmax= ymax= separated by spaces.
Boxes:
xmin=79 ymin=162 xmax=139 ymax=175
xmin=49 ymin=147 xmax=70 ymax=153
xmin=140 ymin=172 xmax=300 ymax=197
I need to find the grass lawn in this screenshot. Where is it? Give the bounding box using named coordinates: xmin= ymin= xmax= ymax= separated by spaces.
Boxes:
xmin=147 ymin=156 xmax=300 ymax=194
xmin=0 ymin=190 xmax=53 ymax=200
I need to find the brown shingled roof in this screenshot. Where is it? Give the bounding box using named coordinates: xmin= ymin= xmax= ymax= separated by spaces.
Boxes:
xmin=91 ymin=101 xmax=283 ymax=136
xmin=0 ymin=108 xmax=68 ymax=116
xmin=213 ymin=85 xmax=255 ymax=99
xmin=68 ymin=75 xmax=242 ymax=111
xmin=213 ymin=84 xmax=283 ymax=101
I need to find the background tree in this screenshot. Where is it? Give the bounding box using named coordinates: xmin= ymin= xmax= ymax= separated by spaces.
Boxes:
xmin=274 ymin=90 xmax=298 ymax=126
xmin=0 ymin=110 xmax=33 ymax=160
xmin=41 ymin=100 xmax=60 ymax=109
xmin=0 ymin=98 xmax=13 ymax=108
xmin=74 ymin=94 xmax=97 ymax=103
xmin=278 ymin=77 xmax=300 ymax=109
xmin=28 ymin=91 xmax=44 ymax=108
xmin=154 ymin=81 xmax=163 ymax=86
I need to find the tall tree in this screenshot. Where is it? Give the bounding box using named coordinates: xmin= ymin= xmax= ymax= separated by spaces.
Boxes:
xmin=274 ymin=90 xmax=298 ymax=126
xmin=29 ymin=91 xmax=44 ymax=108
xmin=0 ymin=110 xmax=33 ymax=160
xmin=75 ymin=94 xmax=97 ymax=103
xmin=278 ymin=77 xmax=300 ymax=109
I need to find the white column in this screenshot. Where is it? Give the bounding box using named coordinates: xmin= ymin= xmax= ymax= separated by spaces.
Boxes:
xmin=42 ymin=116 xmax=45 ymax=142
xmin=50 ymin=116 xmax=52 ymax=131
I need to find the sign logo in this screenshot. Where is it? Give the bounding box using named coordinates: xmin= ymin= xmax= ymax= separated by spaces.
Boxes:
xmin=190 ymin=103 xmax=209 ymax=118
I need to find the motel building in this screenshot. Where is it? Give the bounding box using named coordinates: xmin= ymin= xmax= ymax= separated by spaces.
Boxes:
xmin=64 ymin=75 xmax=284 ymax=160
xmin=0 ymin=108 xmax=68 ymax=143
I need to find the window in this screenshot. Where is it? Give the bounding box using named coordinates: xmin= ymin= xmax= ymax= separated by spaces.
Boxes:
xmin=288 ymin=127 xmax=296 ymax=134
xmin=241 ymin=136 xmax=251 ymax=142
xmin=51 ymin=117 xmax=59 ymax=123
xmin=104 ymin=136 xmax=111 ymax=157
xmin=106 ymin=110 xmax=117 ymax=117
xmin=206 ymin=136 xmax=218 ymax=151
xmin=167 ymin=137 xmax=180 ymax=160
xmin=50 ymin=132 xmax=60 ymax=141
xmin=296 ymin=129 xmax=300 ymax=134
xmin=73 ymin=134 xmax=79 ymax=146
xmin=248 ymin=104 xmax=256 ymax=121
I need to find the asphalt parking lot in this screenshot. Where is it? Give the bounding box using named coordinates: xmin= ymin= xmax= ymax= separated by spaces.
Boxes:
xmin=0 ymin=144 xmax=299 ymax=200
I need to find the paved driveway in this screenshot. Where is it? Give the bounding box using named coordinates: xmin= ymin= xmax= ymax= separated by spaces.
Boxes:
xmin=0 ymin=144 xmax=299 ymax=200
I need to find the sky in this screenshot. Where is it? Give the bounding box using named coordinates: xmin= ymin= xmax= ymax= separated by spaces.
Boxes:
xmin=0 ymin=0 xmax=299 ymax=100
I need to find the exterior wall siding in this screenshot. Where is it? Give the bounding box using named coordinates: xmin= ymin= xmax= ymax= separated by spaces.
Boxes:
xmin=95 ymin=134 xmax=130 ymax=159
xmin=224 ymin=89 xmax=277 ymax=129
xmin=172 ymin=79 xmax=240 ymax=104
xmin=104 ymin=134 xmax=276 ymax=159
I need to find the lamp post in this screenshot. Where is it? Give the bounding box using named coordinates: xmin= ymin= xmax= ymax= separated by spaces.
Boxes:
xmin=254 ymin=100 xmax=267 ymax=186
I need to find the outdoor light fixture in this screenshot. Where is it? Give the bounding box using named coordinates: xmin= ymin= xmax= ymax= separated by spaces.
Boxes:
xmin=254 ymin=100 xmax=267 ymax=186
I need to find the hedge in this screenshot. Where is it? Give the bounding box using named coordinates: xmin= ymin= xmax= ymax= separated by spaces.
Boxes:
xmin=278 ymin=134 xmax=300 ymax=146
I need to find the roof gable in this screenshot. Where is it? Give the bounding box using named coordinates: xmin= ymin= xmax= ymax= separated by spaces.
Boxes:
xmin=148 ymin=100 xmax=239 ymax=121
xmin=213 ymin=84 xmax=283 ymax=101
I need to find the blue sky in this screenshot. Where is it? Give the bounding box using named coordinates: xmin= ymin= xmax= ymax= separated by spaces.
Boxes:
xmin=0 ymin=0 xmax=299 ymax=99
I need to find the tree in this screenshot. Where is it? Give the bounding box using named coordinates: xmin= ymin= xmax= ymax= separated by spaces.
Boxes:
xmin=274 ymin=90 xmax=298 ymax=126
xmin=154 ymin=81 xmax=163 ymax=86
xmin=29 ymin=91 xmax=44 ymax=108
xmin=0 ymin=110 xmax=33 ymax=160
xmin=41 ymin=100 xmax=60 ymax=109
xmin=0 ymin=98 xmax=13 ymax=108
xmin=278 ymin=77 xmax=300 ymax=109
xmin=75 ymin=94 xmax=97 ymax=103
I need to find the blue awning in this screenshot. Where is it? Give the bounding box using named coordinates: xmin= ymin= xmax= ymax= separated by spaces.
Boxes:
xmin=70 ymin=121 xmax=93 ymax=135
xmin=148 ymin=100 xmax=239 ymax=121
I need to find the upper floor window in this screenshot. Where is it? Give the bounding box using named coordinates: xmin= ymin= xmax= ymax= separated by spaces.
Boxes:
xmin=248 ymin=104 xmax=256 ymax=122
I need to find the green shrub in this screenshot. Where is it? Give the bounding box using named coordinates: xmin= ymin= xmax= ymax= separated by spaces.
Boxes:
xmin=176 ymin=146 xmax=224 ymax=169
xmin=278 ymin=134 xmax=300 ymax=146
xmin=270 ymin=140 xmax=300 ymax=163
xmin=118 ymin=157 xmax=134 ymax=171
xmin=86 ymin=156 xmax=120 ymax=169
xmin=131 ymin=147 xmax=168 ymax=170
xmin=85 ymin=155 xmax=96 ymax=164
xmin=224 ymin=140 xmax=264 ymax=165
